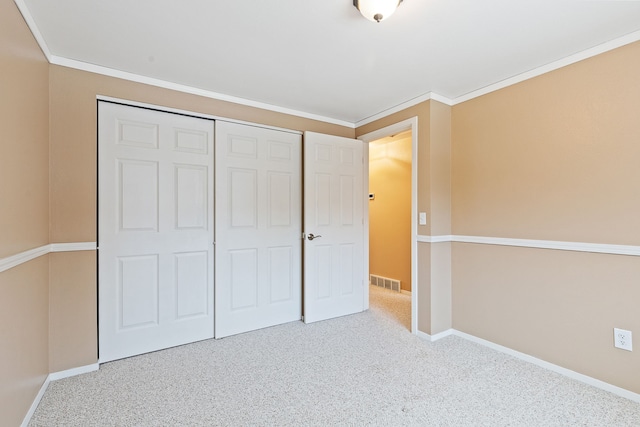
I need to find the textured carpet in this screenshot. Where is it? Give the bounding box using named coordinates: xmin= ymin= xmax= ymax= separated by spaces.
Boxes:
xmin=30 ymin=286 xmax=640 ymax=426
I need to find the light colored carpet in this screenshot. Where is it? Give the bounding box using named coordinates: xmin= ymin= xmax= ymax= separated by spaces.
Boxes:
xmin=30 ymin=285 xmax=640 ymax=426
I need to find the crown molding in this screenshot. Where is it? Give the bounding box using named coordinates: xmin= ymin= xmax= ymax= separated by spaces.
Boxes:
xmin=355 ymin=30 xmax=640 ymax=127
xmin=50 ymin=56 xmax=355 ymax=129
xmin=451 ymin=29 xmax=640 ymax=105
xmin=14 ymin=0 xmax=52 ymax=61
xmin=354 ymin=92 xmax=452 ymax=128
xmin=15 ymin=0 xmax=640 ymax=129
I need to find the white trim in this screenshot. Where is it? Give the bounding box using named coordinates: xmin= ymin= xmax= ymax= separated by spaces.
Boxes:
xmin=415 ymin=235 xmax=640 ymax=257
xmin=50 ymin=242 xmax=97 ymax=252
xmin=97 ymin=96 xmax=303 ymax=136
xmin=0 ymin=245 xmax=50 ymax=273
xmin=4 ymin=235 xmax=637 ymax=275
xmin=52 ymin=57 xmax=354 ymax=129
xmin=400 ymin=289 xmax=412 ymax=296
xmin=451 ymin=330 xmax=640 ymax=403
xmin=430 ymin=329 xmax=454 ymax=341
xmin=355 ymin=93 xmax=451 ymax=128
xmin=48 ymin=363 xmax=99 ymax=381
xmin=358 ymin=117 xmax=419 ymax=335
xmin=429 ymin=92 xmax=454 ymax=106
xmin=13 ymin=0 xmax=52 ymax=62
xmin=363 ymin=143 xmax=370 ymax=311
xmin=452 ymin=30 xmax=640 ymax=105
xmin=21 ymin=375 xmax=50 ymax=427
xmin=417 ymin=235 xmax=453 ymax=244
xmin=417 ymin=329 xmax=455 ymax=342
xmin=416 ymin=330 xmax=433 ymax=342
xmin=21 ymin=363 xmax=100 ymax=426
xmin=354 ymin=30 xmax=640 ymax=122
xmin=0 ymin=242 xmax=98 ymax=274
xmin=453 ymin=235 xmax=640 ymax=257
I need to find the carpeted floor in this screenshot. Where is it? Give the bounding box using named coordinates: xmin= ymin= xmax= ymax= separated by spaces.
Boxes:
xmin=29 ymin=285 xmax=640 ymax=426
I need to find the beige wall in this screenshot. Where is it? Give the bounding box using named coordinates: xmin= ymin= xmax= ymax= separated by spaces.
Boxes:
xmin=452 ymin=42 xmax=640 ymax=245
xmin=49 ymin=251 xmax=97 ymax=373
xmin=453 ymin=243 xmax=640 ymax=393
xmin=429 ymin=101 xmax=451 ymax=237
xmin=369 ymin=135 xmax=412 ymax=291
xmin=0 ymin=258 xmax=50 ymax=427
xmin=0 ymin=0 xmax=50 ymax=424
xmin=451 ymin=41 xmax=640 ymax=393
xmin=0 ymin=0 xmax=49 ymax=258
xmin=428 ymin=102 xmax=452 ymax=334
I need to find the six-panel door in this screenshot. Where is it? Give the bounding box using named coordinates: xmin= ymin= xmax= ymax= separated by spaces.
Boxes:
xmin=98 ymin=102 xmax=215 ymax=362
xmin=303 ymin=131 xmax=365 ymax=323
xmin=214 ymin=121 xmax=302 ymax=338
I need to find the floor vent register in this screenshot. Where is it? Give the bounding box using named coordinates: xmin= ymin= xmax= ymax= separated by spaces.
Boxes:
xmin=370 ymin=274 xmax=401 ymax=292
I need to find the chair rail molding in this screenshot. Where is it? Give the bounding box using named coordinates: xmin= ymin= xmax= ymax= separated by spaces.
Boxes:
xmin=0 ymin=242 xmax=98 ymax=273
xmin=416 ymin=235 xmax=640 ymax=257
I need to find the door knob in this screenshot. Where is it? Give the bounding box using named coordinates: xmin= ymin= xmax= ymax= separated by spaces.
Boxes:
xmin=307 ymin=233 xmax=322 ymax=241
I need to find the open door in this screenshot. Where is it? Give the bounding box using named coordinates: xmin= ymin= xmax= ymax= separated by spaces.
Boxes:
xmin=303 ymin=131 xmax=365 ymax=323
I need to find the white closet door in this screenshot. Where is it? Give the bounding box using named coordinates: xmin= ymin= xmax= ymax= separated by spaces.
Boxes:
xmin=303 ymin=131 xmax=365 ymax=323
xmin=215 ymin=121 xmax=302 ymax=338
xmin=98 ymin=102 xmax=214 ymax=363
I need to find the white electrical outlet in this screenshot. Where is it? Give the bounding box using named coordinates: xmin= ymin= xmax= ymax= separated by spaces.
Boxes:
xmin=614 ymin=328 xmax=633 ymax=351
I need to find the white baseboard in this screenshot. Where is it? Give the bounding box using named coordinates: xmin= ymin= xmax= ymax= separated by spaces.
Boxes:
xmin=400 ymin=289 xmax=412 ymax=296
xmin=21 ymin=375 xmax=50 ymax=427
xmin=415 ymin=328 xmax=639 ymax=402
xmin=49 ymin=363 xmax=99 ymax=381
xmin=416 ymin=330 xmax=432 ymax=341
xmin=451 ymin=330 xmax=640 ymax=403
xmin=415 ymin=328 xmax=453 ymax=342
xmin=21 ymin=363 xmax=99 ymax=426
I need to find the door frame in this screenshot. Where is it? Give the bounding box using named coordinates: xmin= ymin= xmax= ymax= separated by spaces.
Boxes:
xmin=357 ymin=117 xmax=418 ymax=334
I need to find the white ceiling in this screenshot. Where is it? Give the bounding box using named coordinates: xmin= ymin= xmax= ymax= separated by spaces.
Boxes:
xmin=18 ymin=0 xmax=640 ymax=126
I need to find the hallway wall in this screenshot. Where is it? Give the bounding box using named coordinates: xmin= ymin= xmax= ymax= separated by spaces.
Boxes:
xmin=369 ymin=134 xmax=412 ymax=292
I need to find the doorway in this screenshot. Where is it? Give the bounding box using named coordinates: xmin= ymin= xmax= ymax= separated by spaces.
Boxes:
xmin=368 ymin=131 xmax=412 ymax=330
xmin=359 ymin=117 xmax=418 ymax=334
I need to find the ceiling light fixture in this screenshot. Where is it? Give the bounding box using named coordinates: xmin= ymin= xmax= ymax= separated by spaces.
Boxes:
xmin=353 ymin=0 xmax=403 ymax=23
